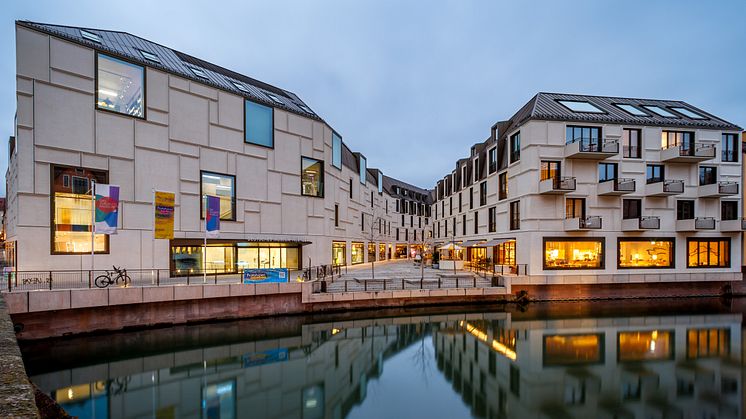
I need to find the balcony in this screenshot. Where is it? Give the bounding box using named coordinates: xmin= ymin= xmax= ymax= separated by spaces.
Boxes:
xmin=676 ymin=217 xmax=716 ymax=232
xmin=564 ymin=216 xmax=602 ymax=231
xmin=539 ymin=176 xmax=577 ymax=194
xmin=598 ymin=178 xmax=635 ymax=196
xmin=564 ymin=139 xmax=619 ymax=159
xmin=720 ymin=219 xmax=746 ymax=232
xmin=621 ymin=216 xmax=661 ymax=231
xmin=645 ymin=180 xmax=684 ymax=197
xmin=698 ymin=181 xmax=739 ymax=198
xmin=659 ymin=143 xmax=715 ymax=163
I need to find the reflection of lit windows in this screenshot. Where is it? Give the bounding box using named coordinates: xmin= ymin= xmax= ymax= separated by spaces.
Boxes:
xmin=544 ymin=239 xmax=604 ymax=270
xmin=52 ymin=166 xmax=108 ymax=254
xmin=687 ymin=328 xmax=730 ymax=359
xmin=564 ymin=381 xmax=586 ymax=405
xmin=618 ymin=239 xmax=674 ymax=269
xmin=301 ymin=157 xmax=324 ymax=198
xmin=201 ymin=172 xmax=235 ymax=220
xmin=543 ymin=334 xmax=604 ymax=366
xmin=97 ymin=54 xmax=144 ymax=117
xmin=618 ymin=330 xmax=673 ymax=362
xmin=351 ymin=242 xmax=364 ymax=264
xmin=687 ymin=238 xmax=729 ymax=268
xmin=302 ymin=384 xmax=325 ymax=419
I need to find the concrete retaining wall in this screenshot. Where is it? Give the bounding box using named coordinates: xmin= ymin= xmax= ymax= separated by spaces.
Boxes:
xmin=0 ymin=295 xmax=39 ymax=417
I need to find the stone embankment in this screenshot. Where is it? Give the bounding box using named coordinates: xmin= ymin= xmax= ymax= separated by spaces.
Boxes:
xmin=0 ymin=296 xmax=39 ymax=418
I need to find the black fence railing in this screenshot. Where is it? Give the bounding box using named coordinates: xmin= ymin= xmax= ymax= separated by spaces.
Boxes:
xmin=311 ymin=274 xmax=504 ymax=294
xmin=468 ymin=260 xmax=527 ymax=276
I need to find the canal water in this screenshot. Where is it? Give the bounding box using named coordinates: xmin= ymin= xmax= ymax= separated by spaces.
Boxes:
xmin=20 ymin=298 xmax=744 ymax=419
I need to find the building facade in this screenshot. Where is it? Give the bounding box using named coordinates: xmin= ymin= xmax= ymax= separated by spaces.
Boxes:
xmin=6 ymin=21 xmax=432 ymax=274
xmin=432 ymin=93 xmax=743 ymax=286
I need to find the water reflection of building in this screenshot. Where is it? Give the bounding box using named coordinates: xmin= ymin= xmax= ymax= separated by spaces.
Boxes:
xmin=31 ymin=322 xmax=425 ymax=419
xmin=433 ymin=313 xmax=742 ymax=419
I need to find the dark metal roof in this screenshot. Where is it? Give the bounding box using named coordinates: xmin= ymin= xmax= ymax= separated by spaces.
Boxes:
xmin=18 ymin=20 xmax=321 ymax=120
xmin=382 ymin=175 xmax=432 ymax=204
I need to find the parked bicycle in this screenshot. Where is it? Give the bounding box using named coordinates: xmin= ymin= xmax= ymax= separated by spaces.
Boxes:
xmin=94 ymin=266 xmax=131 ymax=288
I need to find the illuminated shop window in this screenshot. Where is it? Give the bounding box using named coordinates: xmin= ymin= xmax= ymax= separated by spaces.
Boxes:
xmin=97 ymin=54 xmax=144 ymax=117
xmin=618 ymin=330 xmax=673 ymax=362
xmin=368 ymin=243 xmax=376 ymax=262
xmin=171 ymin=245 xmax=235 ymax=274
xmin=201 ymin=172 xmax=235 ymax=220
xmin=379 ymin=243 xmax=386 ymax=260
xmin=236 ymin=245 xmax=298 ymax=270
xmin=687 ymin=238 xmax=729 ymax=268
xmin=351 ymin=242 xmax=364 ymax=264
xmin=543 ymin=334 xmax=604 ymax=366
xmin=332 ymin=241 xmax=346 ymax=266
xmin=301 ymin=157 xmax=324 ymax=198
xmin=687 ymin=328 xmax=730 ymax=359
xmin=544 ymin=239 xmax=604 ymax=270
xmin=52 ymin=166 xmax=108 ymax=254
xmin=495 ymin=240 xmax=515 ymax=266
xmin=618 ymin=239 xmax=674 ymax=269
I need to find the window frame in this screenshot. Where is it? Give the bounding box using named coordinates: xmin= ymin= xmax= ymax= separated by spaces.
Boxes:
xmin=509 ymin=132 xmax=521 ymax=163
xmin=721 ymin=200 xmax=738 ymax=221
xmin=200 ymin=171 xmax=237 ymax=221
xmin=622 ymin=199 xmax=641 ymax=220
xmin=488 ymin=147 xmax=497 ymax=174
xmin=613 ymin=103 xmax=649 ymax=117
xmin=50 ymin=164 xmax=110 ymax=255
xmin=543 ymin=237 xmax=605 ymax=271
xmin=698 ymin=166 xmax=717 ymax=186
xmin=686 ymin=238 xmax=730 ymax=268
xmin=479 ymin=181 xmax=487 ymax=206
xmin=598 ymin=162 xmax=618 ymax=183
xmin=498 ymin=172 xmax=508 ymax=201
xmin=300 ymin=156 xmax=325 ymax=198
xmin=722 ymin=133 xmax=739 ymax=163
xmin=488 ymin=207 xmax=496 ymax=233
xmin=676 ymin=200 xmax=695 ymax=220
xmin=556 ymin=100 xmax=605 ymax=114
xmin=622 ymin=128 xmax=642 ymax=159
xmin=95 ymin=53 xmax=146 ymax=120
xmin=509 ymin=200 xmax=520 ymax=231
xmin=359 ymin=155 xmax=367 ymax=185
xmin=244 ymin=99 xmax=275 ymax=148
xmin=646 ymin=164 xmax=664 ymax=184
xmin=617 ymin=237 xmax=675 ymax=270
xmin=332 ymin=132 xmax=343 ymax=169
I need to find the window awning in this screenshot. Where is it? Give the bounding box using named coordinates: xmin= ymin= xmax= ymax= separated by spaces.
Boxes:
xmin=461 ymin=240 xmax=486 ymax=247
xmin=475 ymin=238 xmax=515 ymax=247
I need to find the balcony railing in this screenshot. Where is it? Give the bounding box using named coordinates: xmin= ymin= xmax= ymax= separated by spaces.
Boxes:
xmin=565 ymin=216 xmax=602 ymax=230
xmin=695 ymin=217 xmax=716 ymax=229
xmin=565 ymin=138 xmax=619 ymax=159
xmin=539 ymin=176 xmax=576 ymax=194
xmin=719 ymin=218 xmax=746 ymax=232
xmin=646 ymin=179 xmax=684 ymax=196
xmin=599 ymin=178 xmax=635 ymax=195
xmin=621 ymin=216 xmax=660 ymax=231
xmin=699 ymin=181 xmax=739 ymax=198
xmin=660 ymin=143 xmax=715 ymax=162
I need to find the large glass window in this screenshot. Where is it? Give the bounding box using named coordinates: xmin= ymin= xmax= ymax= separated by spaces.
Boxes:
xmin=622 ymin=128 xmax=642 ymax=158
xmin=510 ymin=132 xmax=521 ymax=163
xmin=566 ymin=126 xmax=602 ymax=149
xmin=544 ymin=238 xmax=604 ymax=270
xmin=52 ymin=166 xmax=108 ymax=254
xmin=699 ymin=166 xmax=716 ymax=185
xmin=498 ymin=172 xmax=507 ymax=200
xmin=543 ymin=334 xmax=604 ymax=366
xmin=722 ymin=201 xmax=738 ymax=220
xmin=565 ymin=198 xmax=585 ymax=219
xmin=495 ymin=240 xmax=515 ymax=265
xmin=332 ymin=132 xmax=342 ymax=169
xmin=661 ymin=130 xmax=693 ymax=151
xmin=96 ymin=54 xmax=144 ymax=117
xmin=359 ymin=156 xmax=367 ymax=184
xmin=351 ymin=242 xmax=364 ymax=264
xmin=245 ymin=100 xmax=274 ymax=147
xmin=332 ymin=241 xmax=346 ymax=266
xmin=687 ymin=329 xmax=730 ymax=359
xmin=622 ymin=199 xmax=641 ymax=220
xmin=646 ymin=164 xmax=664 ymax=184
xmin=201 ymin=172 xmax=235 ymax=220
xmin=301 ymin=157 xmax=324 ymax=197
xmin=598 ymin=162 xmax=617 ymax=182
xmin=618 ymin=239 xmax=674 ymax=269
xmin=676 ymin=200 xmax=694 ymax=220
xmin=368 ymin=243 xmax=376 ymax=262
xmin=488 ymin=147 xmax=497 ymax=173
xmin=540 ymin=161 xmax=560 ymax=181
xmin=618 ymin=331 xmax=674 ymax=362
xmin=722 ymin=133 xmax=738 ymax=162
xmin=687 ymin=238 xmax=729 ymax=268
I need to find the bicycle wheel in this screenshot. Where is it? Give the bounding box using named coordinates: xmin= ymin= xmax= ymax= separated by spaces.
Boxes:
xmin=94 ymin=275 xmax=111 ymax=288
xmin=121 ymin=274 xmax=132 ymax=287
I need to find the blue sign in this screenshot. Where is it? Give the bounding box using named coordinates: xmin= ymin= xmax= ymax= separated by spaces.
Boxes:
xmin=243 ymin=268 xmax=289 ymax=283
xmin=242 ymin=348 xmax=289 ymax=368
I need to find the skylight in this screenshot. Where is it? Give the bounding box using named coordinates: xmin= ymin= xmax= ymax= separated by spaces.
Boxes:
xmin=266 ymin=93 xmax=283 ymax=104
xmin=189 ymin=66 xmax=208 ymax=79
xmin=80 ymin=29 xmax=101 ymax=43
xmin=138 ymin=49 xmax=160 ymax=63
xmin=670 ymin=106 xmax=708 ymax=119
xmin=557 ymin=100 xmax=604 ymax=113
xmin=231 ymin=81 xmax=249 ymax=93
xmin=642 ymin=105 xmax=677 ymax=118
xmin=614 ymin=103 xmax=649 ymax=117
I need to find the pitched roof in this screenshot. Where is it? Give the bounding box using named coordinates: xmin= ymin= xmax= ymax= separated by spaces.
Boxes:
xmin=17 ymin=20 xmax=320 ymax=120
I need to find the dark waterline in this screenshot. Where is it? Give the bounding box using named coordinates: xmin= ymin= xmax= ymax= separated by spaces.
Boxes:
xmin=20 ymin=298 xmax=745 ymax=418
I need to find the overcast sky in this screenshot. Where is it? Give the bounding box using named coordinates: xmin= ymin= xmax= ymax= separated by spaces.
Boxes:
xmin=1 ymin=0 xmax=744 ymax=194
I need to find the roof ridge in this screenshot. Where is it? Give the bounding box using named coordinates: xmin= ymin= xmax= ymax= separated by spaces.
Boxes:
xmin=537 ymin=91 xmax=686 ymax=105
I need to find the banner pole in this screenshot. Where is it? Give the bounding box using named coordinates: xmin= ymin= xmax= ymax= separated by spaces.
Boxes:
xmin=91 ymin=179 xmax=95 ymax=275
xmin=203 ymin=194 xmax=207 ymax=284
xmin=152 ymin=188 xmax=156 ymax=284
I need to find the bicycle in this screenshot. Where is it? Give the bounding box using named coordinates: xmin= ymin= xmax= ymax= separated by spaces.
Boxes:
xmin=95 ymin=266 xmax=131 ymax=288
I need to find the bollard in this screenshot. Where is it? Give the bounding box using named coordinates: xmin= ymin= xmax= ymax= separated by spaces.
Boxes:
xmin=49 ymin=271 xmax=53 ymax=290
xmin=364 ymin=281 xmax=367 ymax=292
xmin=157 ymin=270 xmax=160 ymax=286
xmin=187 ymin=272 xmax=191 ymax=285
xmin=438 ymin=277 xmax=441 ymax=289
xmin=456 ymin=277 xmax=459 ymax=289
xmin=344 ymin=281 xmax=348 ymax=293
xmin=473 ymin=277 xmax=476 ymax=288
xmin=383 ymin=279 xmax=386 ymax=291
xmin=214 ymin=270 xmax=218 ymax=285
xmin=89 ymin=270 xmax=92 ymax=288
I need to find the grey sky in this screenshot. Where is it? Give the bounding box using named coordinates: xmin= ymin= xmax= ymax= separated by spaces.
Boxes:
xmin=1 ymin=0 xmax=744 ymax=194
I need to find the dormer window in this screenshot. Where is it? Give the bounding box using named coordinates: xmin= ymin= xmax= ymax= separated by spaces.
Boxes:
xmin=614 ymin=103 xmax=648 ymax=117
xmin=138 ymin=49 xmax=160 ymax=63
xmin=232 ymin=81 xmax=250 ymax=93
xmin=189 ymin=66 xmax=208 ymax=79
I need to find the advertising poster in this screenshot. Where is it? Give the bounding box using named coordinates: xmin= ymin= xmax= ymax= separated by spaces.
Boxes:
xmin=154 ymin=191 xmax=175 ymax=239
xmin=94 ymin=184 xmax=119 ymax=235
xmin=205 ymin=195 xmax=220 ymax=238
xmin=243 ymin=268 xmax=289 ymax=283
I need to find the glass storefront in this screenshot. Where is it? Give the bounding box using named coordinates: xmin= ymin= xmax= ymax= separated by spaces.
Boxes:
xmin=368 ymin=243 xmax=376 ymax=262
xmin=170 ymin=241 xmax=300 ymax=275
xmin=351 ymin=242 xmax=364 ymax=265
xmin=394 ymin=244 xmax=408 ymax=259
xmin=495 ymin=240 xmax=515 ymax=265
xmin=332 ymin=241 xmax=346 ymax=266
xmin=618 ymin=239 xmax=673 ymax=268
xmin=687 ymin=238 xmax=729 ymax=268
xmin=378 ymin=244 xmax=386 ymax=261
xmin=52 ymin=166 xmax=108 ymax=254
xmin=543 ymin=334 xmax=604 ymax=366
xmin=618 ymin=331 xmax=673 ymax=362
xmin=544 ymin=239 xmax=604 ymax=270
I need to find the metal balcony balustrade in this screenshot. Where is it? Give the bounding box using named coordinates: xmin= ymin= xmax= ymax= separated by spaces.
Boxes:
xmin=660 ymin=142 xmax=715 ymax=162
xmin=565 ymin=138 xmax=619 ymax=159
xmin=539 ymin=176 xmax=576 ymax=194
xmin=564 ymin=215 xmax=602 ymax=230
xmin=598 ymin=177 xmax=635 ymax=195
xmin=719 ymin=218 xmax=746 ymax=232
xmin=699 ymin=181 xmax=739 ymax=198
xmin=645 ymin=179 xmax=684 ymax=196
xmin=676 ymin=217 xmax=716 ymax=231
xmin=622 ymin=216 xmax=660 ymax=231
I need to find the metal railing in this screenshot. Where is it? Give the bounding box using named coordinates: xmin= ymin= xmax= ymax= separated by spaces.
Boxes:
xmin=639 ymin=216 xmax=661 ymax=229
xmin=662 ymin=179 xmax=685 ymax=193
xmin=579 ymin=216 xmax=603 ymax=229
xmin=571 ymin=138 xmax=619 ymax=153
xmin=718 ymin=181 xmax=739 ymax=195
xmin=695 ymin=217 xmax=716 ymax=230
xmin=612 ymin=178 xmax=636 ymax=192
xmin=310 ymin=274 xmax=505 ymax=294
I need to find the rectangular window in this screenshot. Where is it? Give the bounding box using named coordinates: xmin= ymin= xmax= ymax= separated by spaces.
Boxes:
xmin=644 ymin=105 xmax=678 ymax=118
xmin=201 ymin=172 xmax=236 ymax=220
xmin=459 ymin=193 xmax=462 ymax=212
xmin=479 ymin=182 xmax=487 ymax=206
xmin=510 ymin=201 xmax=520 ymax=230
xmin=646 ymin=164 xmax=664 ymax=184
xmin=370 ymin=191 xmax=374 ymax=208
xmin=544 ymin=238 xmax=605 ymax=270
xmin=622 ymin=128 xmax=642 ymax=158
xmin=566 ymin=126 xmax=602 ymax=149
xmin=622 ymin=199 xmax=641 ymax=220
xmin=334 ymin=204 xmax=339 ymax=227
xmin=615 ymin=103 xmax=648 ymax=117
xmin=677 ymin=200 xmax=694 ymax=220
xmin=598 ymin=162 xmax=617 ymax=182
xmin=721 ymin=201 xmax=738 ymax=221
xmin=462 ymin=214 xmax=466 ymax=235
xmin=510 ymin=132 xmax=521 ymax=163
xmin=473 ymin=158 xmax=480 ymax=182
xmin=245 ymin=100 xmax=274 ymax=147
xmin=378 ymin=172 xmax=383 ymax=194
xmin=52 ymin=166 xmax=108 ymax=254
xmin=687 ymin=238 xmax=730 ymax=268
xmin=349 ymin=178 xmax=353 ymax=199
xmin=488 ymin=207 xmax=496 ymax=232
xmin=540 ymin=161 xmax=560 ymax=181
xmin=449 ymin=197 xmax=453 ymax=216
xmin=300 ymin=157 xmax=324 ymax=197
xmin=351 ymin=242 xmax=364 ymax=265
xmin=498 ymin=172 xmax=508 ymax=200
xmin=474 ymin=211 xmax=479 ymax=234
xmin=332 ymin=132 xmax=342 ymax=169
xmin=722 ymin=133 xmax=738 ymax=162
xmin=618 ymin=239 xmax=674 ymax=269
xmin=469 ymin=187 xmax=474 ymax=209
xmin=543 ymin=334 xmax=604 ymax=366
xmin=661 ymin=131 xmax=694 ymax=152
xmin=488 ymin=147 xmax=497 ymax=173
xmin=565 ymin=198 xmax=585 ymax=219
xmin=462 ymin=165 xmax=469 ymax=188
xmin=686 ymin=328 xmax=730 ymax=359
xmin=699 ymin=166 xmax=716 ymax=185
xmin=359 ymin=156 xmax=367 ymax=184
xmin=96 ymin=54 xmax=144 ymax=118
xmin=557 ymin=100 xmax=604 ymax=113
